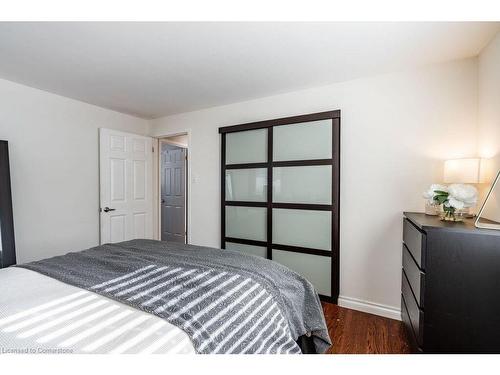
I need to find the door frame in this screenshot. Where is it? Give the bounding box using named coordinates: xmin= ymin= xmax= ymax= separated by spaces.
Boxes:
xmin=154 ymin=130 xmax=191 ymax=244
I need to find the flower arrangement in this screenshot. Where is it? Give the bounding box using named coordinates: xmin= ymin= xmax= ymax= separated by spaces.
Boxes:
xmin=423 ymin=184 xmax=478 ymax=221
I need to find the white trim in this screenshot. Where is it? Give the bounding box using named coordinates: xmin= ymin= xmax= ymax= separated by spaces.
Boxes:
xmin=152 ymin=138 xmax=159 ymax=240
xmin=338 ymin=295 xmax=402 ymax=321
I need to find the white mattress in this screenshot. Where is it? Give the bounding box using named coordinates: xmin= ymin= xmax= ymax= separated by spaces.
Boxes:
xmin=0 ymin=267 xmax=195 ymax=354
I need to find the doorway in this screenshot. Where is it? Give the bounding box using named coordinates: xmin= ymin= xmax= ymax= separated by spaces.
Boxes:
xmin=159 ymin=134 xmax=188 ymax=243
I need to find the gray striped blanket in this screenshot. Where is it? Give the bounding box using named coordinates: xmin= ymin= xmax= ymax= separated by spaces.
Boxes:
xmin=19 ymin=240 xmax=331 ymax=354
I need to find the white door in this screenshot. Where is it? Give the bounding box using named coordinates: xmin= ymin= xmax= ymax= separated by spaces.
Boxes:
xmin=99 ymin=128 xmax=153 ymax=244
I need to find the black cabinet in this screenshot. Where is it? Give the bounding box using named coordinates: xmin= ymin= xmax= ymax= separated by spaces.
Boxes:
xmin=0 ymin=140 xmax=16 ymax=268
xmin=402 ymin=212 xmax=500 ymax=353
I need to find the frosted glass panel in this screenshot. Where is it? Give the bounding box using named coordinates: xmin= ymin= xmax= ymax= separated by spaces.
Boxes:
xmin=273 ymin=165 xmax=331 ymax=204
xmin=272 ymin=250 xmax=331 ymax=296
xmin=273 ymin=209 xmax=331 ymax=250
xmin=226 ymin=206 xmax=266 ymax=241
xmin=226 ymin=168 xmax=267 ymax=202
xmin=226 ymin=242 xmax=267 ymax=258
xmin=273 ymin=119 xmax=332 ymax=161
xmin=226 ymin=129 xmax=267 ymax=164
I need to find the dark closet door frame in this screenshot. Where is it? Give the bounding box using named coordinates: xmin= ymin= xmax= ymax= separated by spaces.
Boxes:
xmin=0 ymin=140 xmax=16 ymax=268
xmin=219 ymin=110 xmax=340 ymax=304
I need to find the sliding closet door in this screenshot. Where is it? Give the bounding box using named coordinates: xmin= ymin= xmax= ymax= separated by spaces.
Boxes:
xmin=223 ymin=128 xmax=269 ymax=257
xmin=220 ymin=111 xmax=340 ymax=303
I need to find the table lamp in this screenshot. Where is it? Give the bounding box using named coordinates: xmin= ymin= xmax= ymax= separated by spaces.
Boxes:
xmin=444 ymin=158 xmax=488 ymax=184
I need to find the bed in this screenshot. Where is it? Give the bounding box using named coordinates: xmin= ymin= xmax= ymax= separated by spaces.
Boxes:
xmin=0 ymin=240 xmax=331 ymax=354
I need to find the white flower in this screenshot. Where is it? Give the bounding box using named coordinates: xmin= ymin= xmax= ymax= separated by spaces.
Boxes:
xmin=423 ymin=184 xmax=448 ymax=204
xmin=448 ymin=184 xmax=478 ymax=208
xmin=448 ymin=197 xmax=465 ymax=210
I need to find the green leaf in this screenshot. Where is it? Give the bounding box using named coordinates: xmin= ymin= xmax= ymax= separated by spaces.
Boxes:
xmin=434 ymin=190 xmax=449 ymax=196
xmin=434 ymin=195 xmax=448 ymax=205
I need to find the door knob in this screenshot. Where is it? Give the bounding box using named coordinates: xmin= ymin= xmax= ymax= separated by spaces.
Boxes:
xmin=103 ymin=207 xmax=116 ymax=212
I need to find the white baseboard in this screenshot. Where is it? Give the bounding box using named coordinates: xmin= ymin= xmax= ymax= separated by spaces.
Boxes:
xmin=337 ymin=295 xmax=402 ymax=321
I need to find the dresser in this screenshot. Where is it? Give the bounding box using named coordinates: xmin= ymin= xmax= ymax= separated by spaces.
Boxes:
xmin=402 ymin=212 xmax=500 ymax=353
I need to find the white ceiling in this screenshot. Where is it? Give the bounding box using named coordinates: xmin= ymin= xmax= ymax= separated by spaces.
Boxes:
xmin=0 ymin=22 xmax=498 ymax=119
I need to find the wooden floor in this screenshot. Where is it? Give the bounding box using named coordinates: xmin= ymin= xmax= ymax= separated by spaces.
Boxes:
xmin=322 ymin=302 xmax=411 ymax=354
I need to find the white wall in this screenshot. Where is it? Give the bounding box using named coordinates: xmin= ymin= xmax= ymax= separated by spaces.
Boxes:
xmin=0 ymin=78 xmax=149 ymax=263
xmin=478 ymin=32 xmax=500 ymax=222
xmin=149 ymin=59 xmax=478 ymax=316
xmin=0 ymin=55 xmax=482 ymax=317
xmin=163 ymin=134 xmax=188 ymax=148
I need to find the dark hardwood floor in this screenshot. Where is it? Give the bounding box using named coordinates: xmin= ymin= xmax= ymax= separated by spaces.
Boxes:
xmin=322 ymin=302 xmax=411 ymax=354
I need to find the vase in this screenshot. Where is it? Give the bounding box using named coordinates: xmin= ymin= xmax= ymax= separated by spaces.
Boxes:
xmin=425 ymin=201 xmax=439 ymax=216
xmin=438 ymin=206 xmax=466 ymax=222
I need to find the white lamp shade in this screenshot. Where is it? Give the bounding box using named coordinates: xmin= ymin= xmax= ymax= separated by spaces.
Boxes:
xmin=443 ymin=158 xmax=487 ymax=184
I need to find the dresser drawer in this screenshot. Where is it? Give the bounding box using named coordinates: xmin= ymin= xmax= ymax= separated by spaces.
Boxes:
xmin=403 ymin=218 xmax=426 ymax=269
xmin=401 ymin=294 xmax=423 ymax=353
xmin=402 ymin=270 xmax=424 ymax=347
xmin=402 ymin=244 xmax=425 ymax=308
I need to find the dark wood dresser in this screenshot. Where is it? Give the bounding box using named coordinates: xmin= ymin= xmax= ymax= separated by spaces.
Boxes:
xmin=402 ymin=212 xmax=500 ymax=353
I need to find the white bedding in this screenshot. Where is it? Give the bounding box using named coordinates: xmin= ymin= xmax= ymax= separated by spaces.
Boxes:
xmin=0 ymin=267 xmax=195 ymax=354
